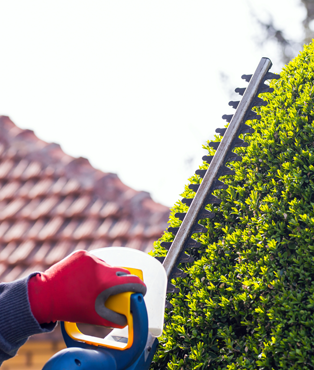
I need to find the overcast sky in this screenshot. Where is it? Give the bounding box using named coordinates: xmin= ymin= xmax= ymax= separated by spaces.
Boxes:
xmin=0 ymin=0 xmax=305 ymax=206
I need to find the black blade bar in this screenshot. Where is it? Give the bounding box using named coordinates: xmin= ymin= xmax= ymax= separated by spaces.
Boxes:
xmin=162 ymin=57 xmax=273 ymax=279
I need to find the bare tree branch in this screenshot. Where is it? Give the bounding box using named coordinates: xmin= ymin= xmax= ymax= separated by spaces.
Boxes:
xmin=251 ymin=0 xmax=314 ymax=64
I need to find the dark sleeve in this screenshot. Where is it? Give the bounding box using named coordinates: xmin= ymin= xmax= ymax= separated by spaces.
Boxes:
xmin=0 ymin=273 xmax=57 ymax=366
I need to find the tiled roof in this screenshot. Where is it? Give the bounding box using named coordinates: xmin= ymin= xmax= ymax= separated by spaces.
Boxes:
xmin=0 ymin=116 xmax=169 ymax=282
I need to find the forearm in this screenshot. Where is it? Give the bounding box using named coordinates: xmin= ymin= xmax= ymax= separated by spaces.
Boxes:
xmin=0 ymin=274 xmax=56 ymax=366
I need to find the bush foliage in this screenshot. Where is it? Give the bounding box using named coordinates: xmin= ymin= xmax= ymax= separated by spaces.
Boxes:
xmin=151 ymin=42 xmax=314 ymax=369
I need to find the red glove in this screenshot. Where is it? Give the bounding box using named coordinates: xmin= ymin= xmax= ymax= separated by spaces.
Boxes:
xmin=28 ymin=250 xmax=146 ymax=328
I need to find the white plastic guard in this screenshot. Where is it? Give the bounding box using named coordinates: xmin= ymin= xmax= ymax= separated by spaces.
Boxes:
xmin=91 ymin=247 xmax=167 ymax=337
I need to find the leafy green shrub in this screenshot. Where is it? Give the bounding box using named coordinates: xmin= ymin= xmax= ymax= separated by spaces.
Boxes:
xmin=151 ymin=42 xmax=314 ymax=369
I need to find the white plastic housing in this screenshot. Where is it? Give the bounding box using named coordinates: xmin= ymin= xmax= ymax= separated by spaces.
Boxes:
xmin=91 ymin=247 xmax=167 ymax=337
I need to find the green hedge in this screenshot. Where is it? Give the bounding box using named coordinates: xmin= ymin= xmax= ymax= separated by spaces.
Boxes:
xmin=151 ymin=42 xmax=314 ymax=369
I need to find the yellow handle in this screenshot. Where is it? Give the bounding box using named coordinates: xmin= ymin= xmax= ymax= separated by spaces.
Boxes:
xmin=64 ymin=267 xmax=143 ymax=350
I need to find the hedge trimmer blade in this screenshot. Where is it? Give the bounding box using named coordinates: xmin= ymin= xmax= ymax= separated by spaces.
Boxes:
xmin=134 ymin=58 xmax=279 ymax=370
xmin=160 ymin=57 xmax=280 ymax=308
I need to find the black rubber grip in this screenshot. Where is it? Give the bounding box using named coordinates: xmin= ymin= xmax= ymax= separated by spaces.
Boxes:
xmin=95 ymin=283 xmax=147 ymax=326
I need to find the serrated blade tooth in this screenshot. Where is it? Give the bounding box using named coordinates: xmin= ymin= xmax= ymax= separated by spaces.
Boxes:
xmin=232 ymin=138 xmax=249 ymax=148
xmin=161 ymin=241 xmax=172 ymax=250
xmin=239 ymin=124 xmax=255 ymax=134
xmin=258 ymin=83 xmax=274 ymax=94
xmin=185 ymin=238 xmax=201 ymax=249
xmin=235 ymin=87 xmax=246 ymax=96
xmin=215 ymin=128 xmax=227 ymax=136
xmin=192 ymin=223 xmax=207 ymax=233
xmin=175 ymin=212 xmax=186 ymax=221
xmin=222 ymin=114 xmax=233 ymax=122
xmin=228 ymin=101 xmax=240 ymax=109
xmin=220 ymin=165 xmax=235 ymax=176
xmin=198 ymin=209 xmax=215 ymax=219
xmin=264 ymin=72 xmax=280 ymax=80
xmin=189 ymin=184 xmax=199 ymax=192
xmin=168 ymin=227 xmax=179 ymax=235
xmin=212 ymin=179 xmax=228 ymax=190
xmin=208 ymin=142 xmax=220 ymax=150
xmin=246 ymin=111 xmax=261 ymax=120
xmin=252 ymin=97 xmax=268 ymax=107
xmin=225 ymin=151 xmax=242 ymax=162
xmin=206 ymin=194 xmax=222 ymax=204
xmin=165 ymin=300 xmax=173 ymax=309
xmin=170 ymin=267 xmax=187 ymax=279
xmin=241 ymin=74 xmax=252 ymax=82
xmin=178 ymin=251 xmax=194 ymax=263
xmin=155 ymin=256 xmax=165 ymax=263
xmin=167 ymin=283 xmax=179 ymax=293
xmin=202 ymin=155 xmax=214 ymax=164
xmin=182 ymin=198 xmax=193 ymax=206
xmin=195 ymin=169 xmax=206 ymax=178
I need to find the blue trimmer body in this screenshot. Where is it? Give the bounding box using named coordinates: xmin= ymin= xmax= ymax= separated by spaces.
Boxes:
xmin=42 ymin=293 xmax=157 ymax=370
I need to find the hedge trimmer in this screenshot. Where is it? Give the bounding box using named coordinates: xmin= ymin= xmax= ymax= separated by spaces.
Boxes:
xmin=43 ymin=57 xmax=279 ymax=370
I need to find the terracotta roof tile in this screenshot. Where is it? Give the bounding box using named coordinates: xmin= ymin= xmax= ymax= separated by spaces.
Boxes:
xmin=0 ymin=181 xmax=20 ymax=201
xmin=7 ymin=123 xmax=22 ymax=136
xmin=89 ymin=199 xmax=105 ymax=216
xmin=0 ymin=116 xmax=169 ymax=281
xmin=64 ymin=195 xmax=91 ymax=217
xmin=96 ymin=218 xmax=114 ymax=238
xmin=88 ymin=239 xmax=110 ymax=251
xmin=26 ymin=219 xmax=45 ymax=239
xmin=45 ymin=241 xmax=72 ymax=265
xmin=3 ymin=266 xmax=24 ymax=282
xmin=30 ymin=242 xmax=52 ymax=264
xmin=21 ymin=162 xmax=42 ymax=180
xmin=37 ymin=217 xmax=63 ymax=240
xmin=124 ymin=238 xmax=142 ymax=250
xmin=129 ymin=222 xmax=145 ymax=237
xmin=72 ymin=240 xmax=90 ymax=252
xmin=0 ymin=263 xmax=7 ymax=277
xmin=99 ymin=202 xmax=119 ymax=218
xmin=0 ymin=160 xmax=15 ymax=179
xmin=60 ymin=179 xmax=81 ymax=195
xmin=49 ymin=177 xmax=67 ymax=195
xmin=59 ymin=219 xmax=80 ymax=239
xmin=111 ymin=239 xmax=124 ymax=247
xmin=0 ymin=198 xmax=27 ymax=220
xmin=144 ymin=224 xmax=167 ymax=238
xmin=72 ymin=219 xmax=99 ymax=240
xmin=17 ymin=180 xmax=36 ymax=198
xmin=108 ymin=219 xmax=132 ymax=239
xmin=3 ymin=220 xmax=30 ymax=242
xmin=52 ymin=196 xmax=75 ymax=216
xmin=28 ymin=178 xmax=54 ymax=198
xmin=0 ymin=220 xmax=11 ymax=237
xmin=9 ymin=160 xmax=29 ymax=180
xmin=31 ymin=196 xmax=60 ymax=219
xmin=19 ymin=198 xmax=41 ymax=218
xmin=0 ymin=242 xmax=17 ymax=262
xmin=7 ymin=241 xmax=36 ymax=265
xmin=5 ymin=148 xmax=17 ymax=160
xmin=42 ymin=166 xmax=55 ymax=177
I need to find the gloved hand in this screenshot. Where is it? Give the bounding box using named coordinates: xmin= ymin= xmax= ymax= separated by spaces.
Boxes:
xmin=28 ymin=250 xmax=146 ymax=328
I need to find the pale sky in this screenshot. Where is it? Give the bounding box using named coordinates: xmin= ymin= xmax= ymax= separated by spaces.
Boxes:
xmin=0 ymin=0 xmax=305 ymax=206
